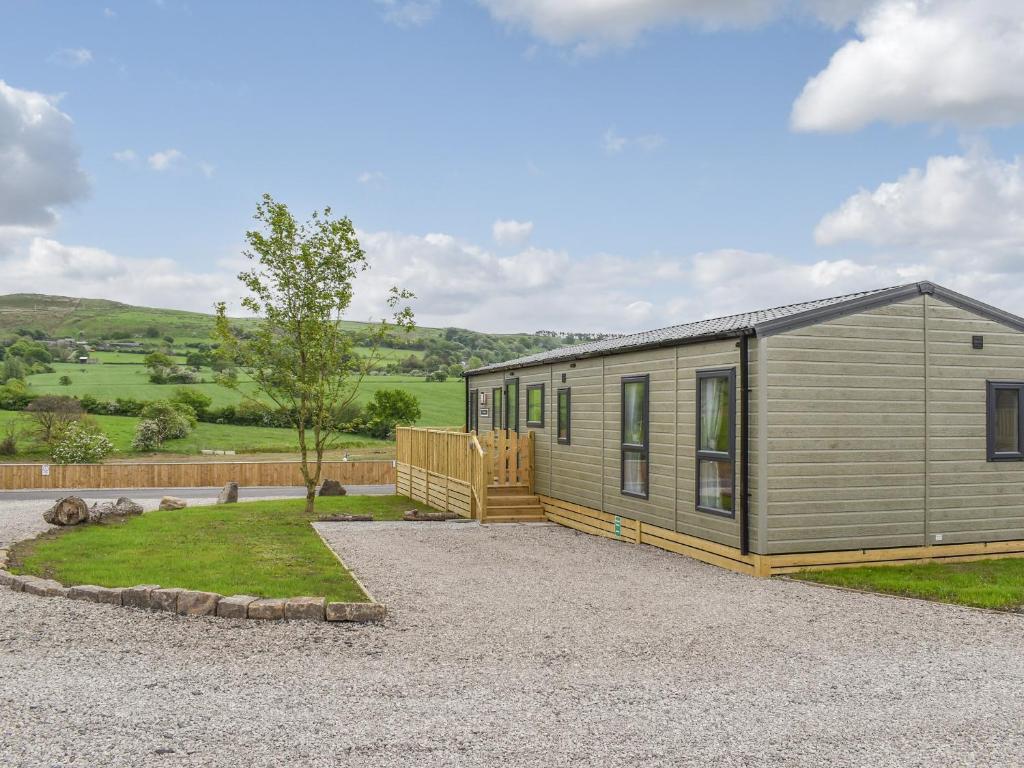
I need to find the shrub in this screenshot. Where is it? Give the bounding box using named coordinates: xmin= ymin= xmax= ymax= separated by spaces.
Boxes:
xmin=131 ymin=419 xmax=164 ymax=451
xmin=50 ymin=422 xmax=114 ymax=464
xmin=26 ymin=395 xmax=84 ymax=443
xmin=58 ymin=375 xmax=72 ymax=386
xmin=140 ymin=400 xmax=194 ymax=440
xmin=1 ymin=356 xmax=27 ymax=384
xmin=170 ymin=387 xmax=212 ymax=417
xmin=0 ymin=379 xmax=34 ymax=410
xmin=0 ymin=422 xmax=18 ymax=456
xmin=364 ymin=389 xmax=422 ymax=439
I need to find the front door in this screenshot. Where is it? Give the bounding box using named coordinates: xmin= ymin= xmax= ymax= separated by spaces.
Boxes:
xmin=504 ymin=378 xmax=519 ymax=434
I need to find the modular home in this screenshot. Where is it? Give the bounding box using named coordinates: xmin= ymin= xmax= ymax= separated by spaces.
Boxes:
xmin=463 ymin=282 xmax=1024 ymax=575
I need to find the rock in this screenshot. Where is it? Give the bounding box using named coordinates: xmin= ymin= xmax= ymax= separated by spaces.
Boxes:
xmin=43 ymin=496 xmax=89 ymax=526
xmin=87 ymin=502 xmax=119 ymax=523
xmin=0 ymin=570 xmax=16 ymax=588
xmin=285 ymin=596 xmax=326 ymax=622
xmin=115 ymin=497 xmax=143 ymax=516
xmin=0 ymin=549 xmax=8 ymax=568
xmin=247 ymin=598 xmax=287 ymax=620
xmin=317 ymin=514 xmax=374 ymax=522
xmin=318 ymin=480 xmax=346 ymax=497
xmin=216 ymin=482 xmax=239 ymax=505
xmin=122 ymin=584 xmax=162 ymax=610
xmin=5 ymin=573 xmax=26 ymax=592
xmin=150 ymin=588 xmax=184 ymax=612
xmin=158 ymin=496 xmax=187 ymax=511
xmin=176 ymin=590 xmax=221 ymax=617
xmin=326 ymin=602 xmax=387 ymax=623
xmin=216 ymin=595 xmax=258 ymax=619
xmin=21 ymin=576 xmax=67 ymax=598
xmin=68 ymin=585 xmax=123 ymax=605
xmin=403 ymin=509 xmax=461 ymax=522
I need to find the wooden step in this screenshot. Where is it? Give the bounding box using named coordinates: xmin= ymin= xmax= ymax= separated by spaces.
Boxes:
xmin=487 ymin=494 xmax=543 ymax=508
xmin=487 ymin=484 xmax=531 ymax=497
xmin=482 ymin=514 xmax=548 ymax=524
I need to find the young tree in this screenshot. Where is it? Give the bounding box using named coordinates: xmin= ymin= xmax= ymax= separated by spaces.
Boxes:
xmin=215 ymin=194 xmax=414 ymax=514
xmin=26 ymin=395 xmax=84 ymax=443
xmin=364 ymin=389 xmax=422 ymax=439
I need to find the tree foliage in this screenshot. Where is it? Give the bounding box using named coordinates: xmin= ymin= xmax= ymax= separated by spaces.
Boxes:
xmin=26 ymin=395 xmax=84 ymax=444
xmin=215 ymin=194 xmax=414 ymax=514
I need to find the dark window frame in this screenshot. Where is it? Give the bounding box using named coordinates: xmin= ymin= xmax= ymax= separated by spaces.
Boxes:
xmin=468 ymin=388 xmax=479 ymax=433
xmin=491 ymin=387 xmax=502 ymax=431
xmin=987 ymin=380 xmax=1024 ymax=461
xmin=695 ymin=368 xmax=737 ymax=518
xmin=620 ymin=374 xmax=650 ymax=500
xmin=526 ymin=383 xmax=545 ymax=427
xmin=557 ymin=387 xmax=571 ymax=445
xmin=504 ymin=377 xmax=520 ymax=434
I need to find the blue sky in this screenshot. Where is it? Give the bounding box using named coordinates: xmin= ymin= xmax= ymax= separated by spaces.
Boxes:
xmin=1 ymin=1 xmax=1023 ymax=331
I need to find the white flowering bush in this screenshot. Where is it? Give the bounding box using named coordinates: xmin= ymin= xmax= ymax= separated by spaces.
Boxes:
xmin=50 ymin=423 xmax=114 ymax=464
xmin=131 ymin=418 xmax=164 ymax=451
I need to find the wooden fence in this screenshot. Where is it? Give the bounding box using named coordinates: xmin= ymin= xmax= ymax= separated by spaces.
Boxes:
xmin=395 ymin=427 xmax=489 ymax=519
xmin=0 ymin=460 xmax=396 ymax=491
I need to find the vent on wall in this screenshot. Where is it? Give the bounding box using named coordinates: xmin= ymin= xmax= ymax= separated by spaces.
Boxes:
xmin=973 ymin=335 xmax=984 ymax=350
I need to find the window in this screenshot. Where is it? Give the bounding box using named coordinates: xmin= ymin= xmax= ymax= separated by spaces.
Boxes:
xmin=526 ymin=384 xmax=544 ymax=427
xmin=468 ymin=389 xmax=479 ymax=433
xmin=492 ymin=388 xmax=503 ymax=431
xmin=557 ymin=387 xmax=571 ymax=445
xmin=505 ymin=378 xmax=519 ymax=433
xmin=621 ymin=375 xmax=649 ymax=498
xmin=696 ymin=369 xmax=736 ymax=517
xmin=987 ymin=381 xmax=1024 ymax=461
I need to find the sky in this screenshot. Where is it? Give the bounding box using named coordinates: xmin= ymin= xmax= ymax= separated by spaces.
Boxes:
xmin=1 ymin=0 xmax=1024 ymax=332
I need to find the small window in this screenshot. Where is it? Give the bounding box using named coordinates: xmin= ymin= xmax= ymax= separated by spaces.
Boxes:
xmin=621 ymin=375 xmax=649 ymax=498
xmin=491 ymin=388 xmax=502 ymax=431
xmin=987 ymin=381 xmax=1024 ymax=461
xmin=557 ymin=387 xmax=571 ymax=445
xmin=526 ymin=384 xmax=544 ymax=427
xmin=468 ymin=389 xmax=479 ymax=433
xmin=505 ymin=378 xmax=519 ymax=433
xmin=696 ymin=369 xmax=736 ymax=517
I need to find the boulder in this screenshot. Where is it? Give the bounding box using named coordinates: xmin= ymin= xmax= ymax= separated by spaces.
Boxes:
xmin=326 ymin=602 xmax=387 ymax=623
xmin=115 ymin=497 xmax=143 ymax=516
xmin=68 ymin=585 xmax=123 ymax=605
xmin=176 ymin=590 xmax=221 ymax=617
xmin=216 ymin=595 xmax=258 ymax=619
xmin=159 ymin=496 xmax=187 ymax=511
xmin=318 ymin=480 xmax=346 ymax=497
xmin=247 ymin=598 xmax=288 ymax=620
xmin=43 ymin=496 xmax=89 ymax=526
xmin=122 ymin=584 xmax=162 ymax=610
xmin=216 ymin=482 xmax=239 ymax=505
xmin=87 ymin=502 xmax=119 ymax=523
xmin=284 ymin=596 xmax=326 ymax=622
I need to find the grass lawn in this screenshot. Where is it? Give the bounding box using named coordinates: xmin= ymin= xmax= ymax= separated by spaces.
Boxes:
xmin=26 ymin=363 xmax=464 ymax=425
xmin=0 ymin=410 xmax=390 ymax=460
xmin=792 ymin=558 xmax=1024 ymax=611
xmin=10 ymin=495 xmax=429 ymax=603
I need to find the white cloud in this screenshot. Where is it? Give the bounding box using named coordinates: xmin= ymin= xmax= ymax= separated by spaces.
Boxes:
xmin=198 ymin=161 xmax=216 ymax=179
xmin=147 ymin=148 xmax=184 ymax=171
xmin=49 ymin=48 xmax=94 ymax=68
xmin=603 ymin=127 xmax=665 ymax=155
xmin=103 ymin=7 xmax=117 ymax=17
xmin=0 ymin=80 xmax=89 ymax=228
xmin=792 ymin=0 xmax=1024 ymax=132
xmin=357 ymin=170 xmax=387 ymax=185
xmin=492 ymin=218 xmax=534 ymax=246
xmin=112 ymin=148 xmax=137 ymax=163
xmin=375 ymin=0 xmax=440 ymax=26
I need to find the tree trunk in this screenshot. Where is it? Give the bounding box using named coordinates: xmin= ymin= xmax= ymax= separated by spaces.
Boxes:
xmin=304 ymin=483 xmax=317 ymax=516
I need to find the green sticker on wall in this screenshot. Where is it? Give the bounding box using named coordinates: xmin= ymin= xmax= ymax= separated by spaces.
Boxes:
xmin=614 ymin=515 xmax=622 ymax=537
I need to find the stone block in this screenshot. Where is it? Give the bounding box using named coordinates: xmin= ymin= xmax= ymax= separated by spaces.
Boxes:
xmin=326 ymin=601 xmax=387 ymax=623
xmin=68 ymin=585 xmax=122 ymax=605
xmin=285 ymin=596 xmax=326 ymax=622
xmin=216 ymin=595 xmax=258 ymax=619
xmin=150 ymin=588 xmax=184 ymax=612
xmin=176 ymin=590 xmax=222 ymax=617
xmin=247 ymin=598 xmax=287 ymax=620
xmin=122 ymin=584 xmax=162 ymax=610
xmin=21 ymin=577 xmax=67 ymax=598
xmin=159 ymin=496 xmax=187 ymax=511
xmin=0 ymin=569 xmax=16 ymax=588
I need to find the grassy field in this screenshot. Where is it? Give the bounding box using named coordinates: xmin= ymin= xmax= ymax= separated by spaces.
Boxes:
xmin=0 ymin=410 xmax=390 ymax=460
xmin=10 ymin=496 xmax=430 ymax=603
xmin=25 ymin=363 xmax=464 ymax=425
xmin=792 ymin=558 xmax=1024 ymax=611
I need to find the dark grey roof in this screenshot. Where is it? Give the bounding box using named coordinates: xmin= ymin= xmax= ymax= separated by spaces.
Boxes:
xmin=464 ymin=281 xmax=1024 ymax=376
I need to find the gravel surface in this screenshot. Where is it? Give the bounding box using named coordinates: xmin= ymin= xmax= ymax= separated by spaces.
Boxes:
xmin=2 ymin=502 xmax=1024 ymax=767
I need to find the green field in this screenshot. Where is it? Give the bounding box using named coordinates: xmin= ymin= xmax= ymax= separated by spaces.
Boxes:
xmin=25 ymin=363 xmax=464 ymax=425
xmin=10 ymin=496 xmax=432 ymax=603
xmin=0 ymin=410 xmax=390 ymax=459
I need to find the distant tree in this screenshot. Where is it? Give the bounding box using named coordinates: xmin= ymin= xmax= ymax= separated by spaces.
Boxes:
xmin=215 ymin=194 xmax=414 ymax=515
xmin=58 ymin=375 xmax=72 ymax=386
xmin=170 ymin=387 xmax=212 ymax=418
xmin=466 ymin=355 xmax=483 ymax=371
xmin=26 ymin=395 xmax=84 ymax=444
xmin=7 ymin=339 xmax=52 ymax=365
xmin=163 ymin=335 xmax=175 ymax=344
xmin=364 ymin=389 xmax=422 ymax=438
xmin=144 ymin=351 xmax=175 ymax=383
xmin=144 ymin=326 xmax=161 ymax=338
xmin=1 ymin=356 xmax=27 ymax=384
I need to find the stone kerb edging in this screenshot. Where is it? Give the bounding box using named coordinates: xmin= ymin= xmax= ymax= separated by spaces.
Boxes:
xmin=0 ymin=547 xmax=385 ymax=624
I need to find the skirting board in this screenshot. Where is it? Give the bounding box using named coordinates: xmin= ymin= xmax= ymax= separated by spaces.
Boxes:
xmin=537 ymin=495 xmax=1024 ymax=578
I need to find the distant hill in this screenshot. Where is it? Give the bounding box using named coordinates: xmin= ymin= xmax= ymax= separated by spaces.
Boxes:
xmin=0 ymin=293 xmax=611 ymax=370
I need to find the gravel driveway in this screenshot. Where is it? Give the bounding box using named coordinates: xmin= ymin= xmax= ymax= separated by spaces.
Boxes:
xmin=2 ymin=499 xmax=1024 ymax=767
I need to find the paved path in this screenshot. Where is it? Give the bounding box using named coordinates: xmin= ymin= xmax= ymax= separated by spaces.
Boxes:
xmin=1 ymin=506 xmax=1023 ymax=766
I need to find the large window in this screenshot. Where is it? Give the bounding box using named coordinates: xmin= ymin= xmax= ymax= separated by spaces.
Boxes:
xmin=468 ymin=389 xmax=479 ymax=433
xmin=621 ymin=375 xmax=649 ymax=498
xmin=505 ymin=378 xmax=519 ymax=433
xmin=492 ymin=388 xmax=503 ymax=431
xmin=696 ymin=369 xmax=735 ymax=517
xmin=557 ymin=387 xmax=571 ymax=445
xmin=987 ymin=381 xmax=1024 ymax=461
xmin=526 ymin=384 xmax=544 ymax=427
